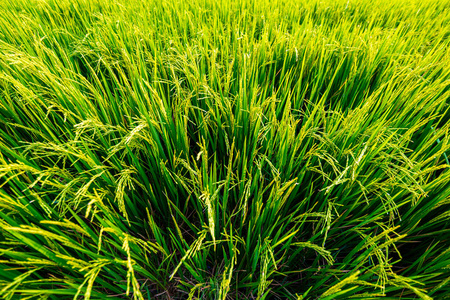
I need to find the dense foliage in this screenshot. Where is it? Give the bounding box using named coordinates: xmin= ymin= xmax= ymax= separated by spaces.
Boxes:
xmin=0 ymin=0 xmax=450 ymax=298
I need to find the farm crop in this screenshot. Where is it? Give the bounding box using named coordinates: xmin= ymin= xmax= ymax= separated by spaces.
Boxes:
xmin=0 ymin=0 xmax=450 ymax=299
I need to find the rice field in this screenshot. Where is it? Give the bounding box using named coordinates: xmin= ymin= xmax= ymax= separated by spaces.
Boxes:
xmin=0 ymin=0 xmax=450 ymax=299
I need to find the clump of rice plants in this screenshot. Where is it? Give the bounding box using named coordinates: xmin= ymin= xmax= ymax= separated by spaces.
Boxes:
xmin=0 ymin=0 xmax=449 ymax=298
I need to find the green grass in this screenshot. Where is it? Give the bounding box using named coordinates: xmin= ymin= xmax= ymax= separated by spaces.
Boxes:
xmin=0 ymin=0 xmax=449 ymax=298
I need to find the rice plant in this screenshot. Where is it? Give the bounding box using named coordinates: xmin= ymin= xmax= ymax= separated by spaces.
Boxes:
xmin=0 ymin=0 xmax=449 ymax=298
